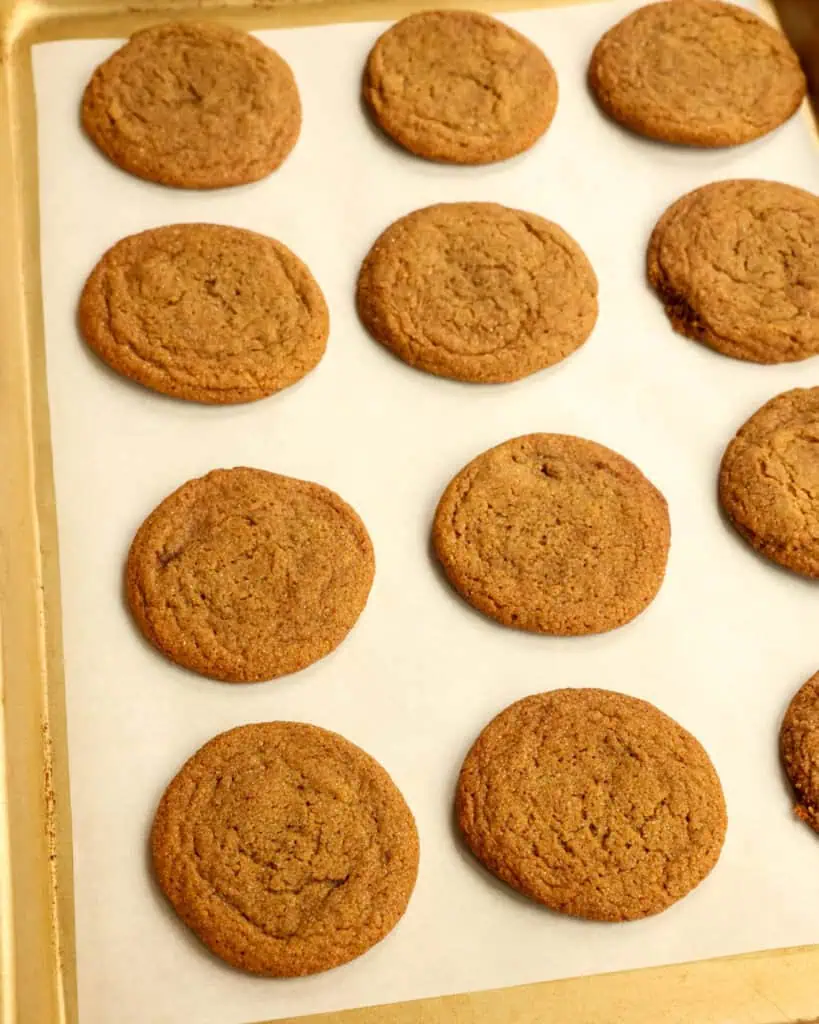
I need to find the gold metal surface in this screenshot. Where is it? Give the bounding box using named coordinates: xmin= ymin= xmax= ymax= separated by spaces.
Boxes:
xmin=1 ymin=1 xmax=818 ymax=1021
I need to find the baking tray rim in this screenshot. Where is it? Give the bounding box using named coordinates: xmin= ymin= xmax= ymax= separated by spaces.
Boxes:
xmin=2 ymin=1 xmax=819 ymax=1021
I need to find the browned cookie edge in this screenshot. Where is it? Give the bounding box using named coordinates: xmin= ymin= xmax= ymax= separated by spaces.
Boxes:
xmin=646 ymin=188 xmax=736 ymax=357
xmin=781 ymin=673 xmax=819 ymax=834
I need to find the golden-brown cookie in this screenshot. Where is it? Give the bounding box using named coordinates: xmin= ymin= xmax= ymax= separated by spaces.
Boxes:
xmin=363 ymin=10 xmax=557 ymax=164
xmin=781 ymin=672 xmax=819 ymax=833
xmin=82 ymin=23 xmax=301 ymax=188
xmin=152 ymin=722 xmax=419 ymax=975
xmin=719 ymin=388 xmax=819 ymax=577
xmin=457 ymin=689 xmax=727 ymax=921
xmin=357 ymin=204 xmax=598 ymax=383
xmin=79 ymin=224 xmax=328 ymax=404
xmin=589 ymin=0 xmax=806 ymax=147
xmin=127 ymin=468 xmax=374 ymax=682
xmin=433 ymin=434 xmax=670 ymax=634
xmin=648 ymin=180 xmax=819 ymax=363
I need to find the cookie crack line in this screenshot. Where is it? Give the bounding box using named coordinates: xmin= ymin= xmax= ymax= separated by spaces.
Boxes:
xmin=781 ymin=674 xmax=819 ymax=836
xmin=759 ymin=447 xmax=817 ymax=532
xmin=189 ymin=852 xmax=357 ymax=943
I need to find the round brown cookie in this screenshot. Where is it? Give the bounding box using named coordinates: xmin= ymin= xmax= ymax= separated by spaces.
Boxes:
xmin=82 ymin=23 xmax=301 ymax=188
xmin=648 ymin=180 xmax=819 ymax=364
xmin=127 ymin=468 xmax=374 ymax=682
xmin=457 ymin=689 xmax=727 ymax=921
xmin=781 ymin=672 xmax=819 ymax=833
xmin=589 ymin=0 xmax=806 ymax=147
xmin=719 ymin=388 xmax=819 ymax=577
xmin=357 ymin=204 xmax=598 ymax=383
xmin=363 ymin=11 xmax=557 ymax=164
xmin=432 ymin=434 xmax=670 ymax=634
xmin=152 ymin=721 xmax=419 ymax=975
xmin=79 ymin=224 xmax=329 ymax=404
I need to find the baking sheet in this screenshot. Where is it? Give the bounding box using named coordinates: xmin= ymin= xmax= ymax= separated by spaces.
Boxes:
xmin=32 ymin=3 xmax=819 ymax=1022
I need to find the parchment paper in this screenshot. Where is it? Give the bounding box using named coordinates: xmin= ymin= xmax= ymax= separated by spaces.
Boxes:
xmin=32 ymin=4 xmax=819 ymax=1022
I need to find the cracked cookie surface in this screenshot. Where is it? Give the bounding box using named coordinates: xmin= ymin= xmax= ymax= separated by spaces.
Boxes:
xmin=648 ymin=179 xmax=819 ymax=363
xmin=781 ymin=672 xmax=819 ymax=834
xmin=456 ymin=688 xmax=727 ymax=921
xmin=357 ymin=204 xmax=598 ymax=383
xmin=152 ymin=721 xmax=419 ymax=975
xmin=127 ymin=467 xmax=374 ymax=682
xmin=432 ymin=434 xmax=669 ymax=634
xmin=719 ymin=387 xmax=819 ymax=577
xmin=82 ymin=22 xmax=301 ymax=188
xmin=363 ymin=10 xmax=557 ymax=164
xmin=80 ymin=224 xmax=329 ymax=404
xmin=589 ymin=0 xmax=805 ymax=147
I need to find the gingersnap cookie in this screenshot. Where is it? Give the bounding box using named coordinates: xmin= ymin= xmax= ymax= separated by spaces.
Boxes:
xmin=357 ymin=204 xmax=598 ymax=383
xmin=457 ymin=689 xmax=727 ymax=921
xmin=589 ymin=0 xmax=806 ymax=147
xmin=781 ymin=672 xmax=819 ymax=834
xmin=648 ymin=180 xmax=819 ymax=363
xmin=719 ymin=388 xmax=819 ymax=577
xmin=152 ymin=721 xmax=419 ymax=975
xmin=363 ymin=11 xmax=557 ymax=164
xmin=127 ymin=468 xmax=374 ymax=682
xmin=82 ymin=23 xmax=301 ymax=188
xmin=433 ymin=435 xmax=669 ymax=634
xmin=79 ymin=224 xmax=328 ymax=404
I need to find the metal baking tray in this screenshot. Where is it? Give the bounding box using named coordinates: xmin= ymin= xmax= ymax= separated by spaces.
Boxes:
xmin=2 ymin=0 xmax=819 ymax=1021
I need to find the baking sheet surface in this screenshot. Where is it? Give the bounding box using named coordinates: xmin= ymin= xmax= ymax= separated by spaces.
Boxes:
xmin=32 ymin=4 xmax=819 ymax=1022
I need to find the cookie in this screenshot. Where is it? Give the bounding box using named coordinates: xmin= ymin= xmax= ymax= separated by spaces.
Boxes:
xmin=648 ymin=180 xmax=819 ymax=364
xmin=719 ymin=388 xmax=819 ymax=577
xmin=589 ymin=0 xmax=806 ymax=147
xmin=152 ymin=722 xmax=419 ymax=975
xmin=79 ymin=224 xmax=328 ymax=404
xmin=357 ymin=204 xmax=598 ymax=383
xmin=82 ymin=23 xmax=301 ymax=188
xmin=433 ymin=434 xmax=670 ymax=634
xmin=363 ymin=11 xmax=557 ymax=164
xmin=781 ymin=672 xmax=819 ymax=833
xmin=457 ymin=689 xmax=727 ymax=921
xmin=126 ymin=468 xmax=374 ymax=682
